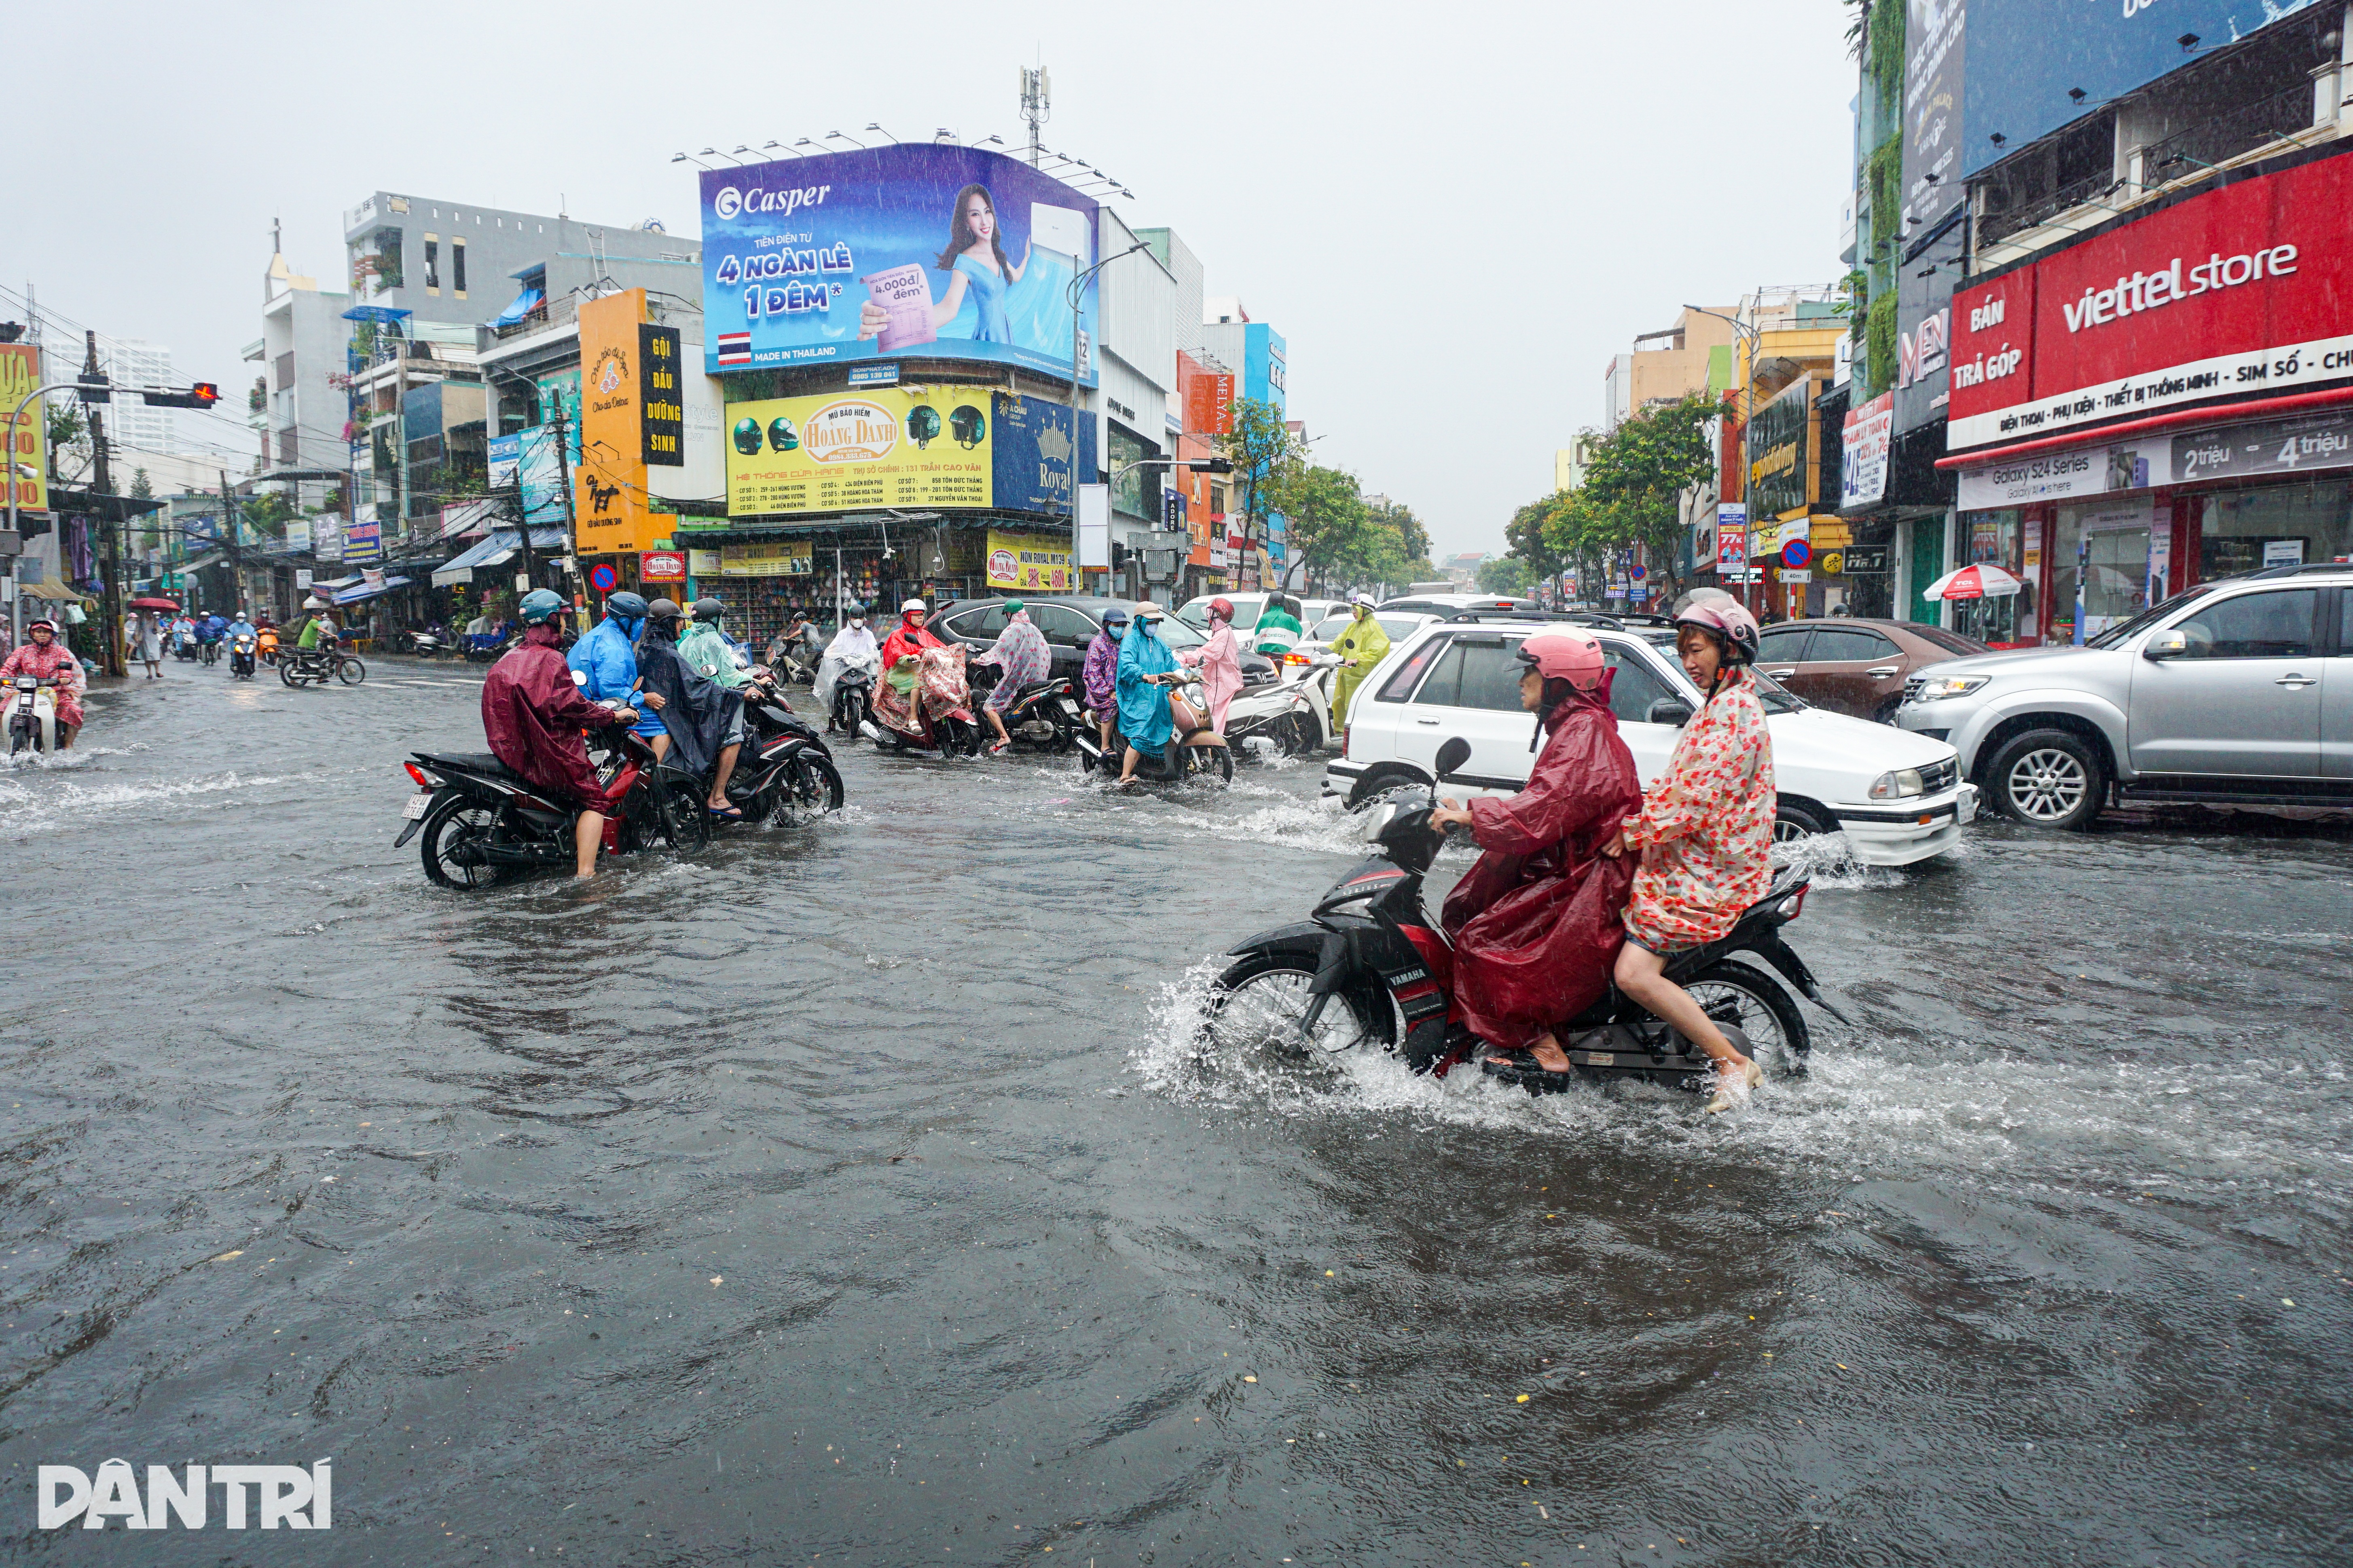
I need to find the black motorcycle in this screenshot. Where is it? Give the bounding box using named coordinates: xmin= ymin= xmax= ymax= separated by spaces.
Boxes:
xmin=199 ymin=636 xmax=221 ymax=666
xmin=965 ymin=661 xmax=1079 ymax=753
xmin=827 ymin=654 xmax=877 ymax=737
xmin=395 ymin=721 xmax=707 ymax=890
xmin=691 ymin=675 xmax=846 ymax=824
xmin=1202 ymin=737 xmax=1838 ymax=1089
xmin=280 ymin=642 xmax=365 ymax=687
xmin=228 ymin=633 xmax=257 ymax=679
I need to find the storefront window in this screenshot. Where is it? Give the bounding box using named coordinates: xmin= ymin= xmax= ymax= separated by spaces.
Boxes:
xmin=2054 ymin=501 xmax=2162 ymax=643
xmin=1952 ymin=508 xmax=2021 ymax=644
xmin=2199 ymin=475 xmax=2351 ymax=579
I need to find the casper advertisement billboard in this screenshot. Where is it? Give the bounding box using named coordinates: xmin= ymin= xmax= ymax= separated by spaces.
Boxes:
xmin=1947 ymin=148 xmax=2353 ymax=450
xmin=700 ymin=146 xmax=1100 ymax=382
xmin=726 ymin=387 xmax=1091 ymax=518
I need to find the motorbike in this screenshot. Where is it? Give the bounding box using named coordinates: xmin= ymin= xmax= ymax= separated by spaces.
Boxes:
xmin=1201 ymin=737 xmax=1839 ymax=1090
xmin=395 ymin=706 xmax=709 ymax=890
xmin=717 ymin=671 xmax=846 ymax=821
xmin=280 ymin=641 xmax=366 ymax=688
xmin=860 ymin=645 xmax=983 ymax=758
xmin=825 ymin=651 xmax=878 ymax=737
xmin=1072 ymin=672 xmax=1234 ymax=785
xmin=257 ymin=628 xmax=281 ymax=667
xmin=965 ymin=660 xmax=1079 ymax=753
xmin=464 ymin=632 xmax=512 ymax=664
xmin=1223 ymin=652 xmax=1339 ymax=759
xmin=6 ymin=676 xmax=59 ymax=755
xmin=199 ymin=634 xmax=222 ymax=666
xmin=171 ymin=632 xmax=199 ymax=663
xmin=229 ymin=633 xmax=258 ymax=679
xmin=409 ymin=628 xmax=452 ymax=659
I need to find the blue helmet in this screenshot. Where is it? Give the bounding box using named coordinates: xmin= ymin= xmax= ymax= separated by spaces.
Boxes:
xmin=1101 ymin=607 xmax=1130 ymax=628
xmin=518 ymin=588 xmax=569 ymax=626
xmin=605 ymin=591 xmax=648 ymax=620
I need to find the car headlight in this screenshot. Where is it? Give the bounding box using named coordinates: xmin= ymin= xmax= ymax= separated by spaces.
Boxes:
xmin=1868 ymin=767 xmax=1926 ymax=801
xmin=1910 ymin=675 xmax=1989 ymax=702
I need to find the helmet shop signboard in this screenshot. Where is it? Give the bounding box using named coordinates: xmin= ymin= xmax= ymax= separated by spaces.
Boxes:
xmin=700 ymin=144 xmax=1101 ymax=382
xmin=725 ymin=386 xmax=993 ymax=516
xmin=985 ymin=528 xmax=1072 ymax=592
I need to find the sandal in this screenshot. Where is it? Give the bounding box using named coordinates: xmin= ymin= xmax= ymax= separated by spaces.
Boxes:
xmin=707 ymin=803 xmax=745 ymax=822
xmin=1477 ymin=1047 xmax=1576 ymax=1094
xmin=1705 ymin=1058 xmax=1763 ymax=1114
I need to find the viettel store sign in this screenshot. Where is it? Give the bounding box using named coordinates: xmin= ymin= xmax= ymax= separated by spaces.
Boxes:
xmin=1948 ymin=148 xmax=2353 ymax=452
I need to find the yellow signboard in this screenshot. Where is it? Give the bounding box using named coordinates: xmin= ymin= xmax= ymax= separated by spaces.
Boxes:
xmin=573 ymin=290 xmax=673 ymax=555
xmin=726 ymin=387 xmax=992 ymax=517
xmin=716 ymin=541 xmax=814 ymax=577
xmin=985 ymin=528 xmax=1073 ymax=592
xmin=1 ymin=344 xmax=47 ymax=514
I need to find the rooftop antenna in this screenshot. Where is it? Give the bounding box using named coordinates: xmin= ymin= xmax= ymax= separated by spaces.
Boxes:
xmin=1020 ymin=63 xmax=1051 ymax=168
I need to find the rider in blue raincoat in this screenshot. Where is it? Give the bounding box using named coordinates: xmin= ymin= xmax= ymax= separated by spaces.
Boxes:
xmin=567 ymin=591 xmax=666 ymax=746
xmin=1114 ymin=605 xmax=1181 ymax=786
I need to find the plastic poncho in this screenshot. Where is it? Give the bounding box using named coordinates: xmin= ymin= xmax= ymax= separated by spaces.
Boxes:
xmin=1115 ymin=619 xmax=1179 ymax=752
xmin=481 ymin=626 xmax=626 ymax=807
xmin=880 ymin=617 xmax=941 ymax=696
xmin=1253 ymin=606 xmax=1303 ymax=656
xmin=1327 ymin=609 xmax=1391 ymax=727
xmin=677 ymin=621 xmax=751 ymax=691
xmin=1081 ymin=629 xmax=1122 ymax=713
xmin=1440 ymin=687 xmax=1642 ymax=1052
xmin=1620 ymin=667 xmax=1776 ymax=950
xmin=569 ymin=613 xmax=666 ymax=738
xmin=976 ymin=611 xmax=1050 ymax=712
xmin=1178 ymin=620 xmax=1244 ymax=733
xmin=635 ymin=623 xmax=745 ymax=778
xmin=1 ymin=638 xmax=87 ymax=728
xmin=814 ymin=620 xmax=880 ymax=713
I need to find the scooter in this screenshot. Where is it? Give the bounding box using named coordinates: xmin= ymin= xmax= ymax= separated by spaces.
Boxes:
xmin=199 ymin=634 xmax=222 ymax=666
xmin=827 ymin=651 xmax=878 ymax=737
xmin=1202 ymin=737 xmax=1841 ymax=1089
xmin=229 ymin=633 xmax=258 ymax=679
xmin=1072 ymin=673 xmax=1233 ymax=785
xmin=395 ymin=706 xmax=707 ymax=890
xmin=257 ymin=628 xmax=281 ymax=667
xmin=172 ymin=633 xmax=199 ymax=663
xmin=409 ymin=628 xmax=451 ymax=659
xmin=1224 ymin=652 xmax=1339 ymax=759
xmin=965 ymin=660 xmax=1079 ymax=753
xmin=860 ymin=645 xmax=984 ymax=758
xmin=6 ymin=676 xmax=59 ymax=755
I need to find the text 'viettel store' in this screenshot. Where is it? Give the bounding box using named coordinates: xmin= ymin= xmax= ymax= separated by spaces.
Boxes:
xmin=1940 ymin=142 xmax=2353 ymax=645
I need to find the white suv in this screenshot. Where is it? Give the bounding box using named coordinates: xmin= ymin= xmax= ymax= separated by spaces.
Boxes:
xmin=1323 ymin=615 xmax=1976 ymax=866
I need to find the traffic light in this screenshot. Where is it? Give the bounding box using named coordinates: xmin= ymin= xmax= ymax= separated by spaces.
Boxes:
xmin=144 ymin=382 xmax=220 ymax=410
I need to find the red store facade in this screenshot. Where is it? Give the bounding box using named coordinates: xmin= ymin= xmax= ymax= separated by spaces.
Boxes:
xmin=1939 ymin=142 xmax=2353 ymax=645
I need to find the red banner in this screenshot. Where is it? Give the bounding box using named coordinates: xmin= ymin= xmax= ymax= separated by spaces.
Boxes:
xmin=1185 ymin=372 xmax=1234 ymax=435
xmin=1948 ymin=149 xmax=2353 ymax=451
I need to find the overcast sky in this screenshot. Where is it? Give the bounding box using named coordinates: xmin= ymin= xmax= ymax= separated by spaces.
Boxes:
xmin=9 ymin=0 xmax=1857 ymax=558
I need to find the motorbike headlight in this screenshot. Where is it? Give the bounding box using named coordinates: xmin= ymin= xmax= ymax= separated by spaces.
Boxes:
xmin=1868 ymin=767 xmax=1926 ymax=800
xmin=1358 ymin=803 xmax=1399 ymax=843
xmin=1910 ymin=675 xmax=1989 ymax=702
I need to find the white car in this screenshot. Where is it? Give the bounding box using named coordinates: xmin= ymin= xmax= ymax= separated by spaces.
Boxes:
xmin=1301 ymin=610 xmax=1443 ymax=658
xmin=1321 ymin=616 xmax=1977 ymax=865
xmin=1174 ymin=592 xmax=1346 ymax=640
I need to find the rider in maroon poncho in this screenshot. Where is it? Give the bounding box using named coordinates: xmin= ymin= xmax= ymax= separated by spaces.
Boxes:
xmin=1429 ymin=630 xmax=1642 ymax=1074
xmin=480 ymin=590 xmax=639 ymax=879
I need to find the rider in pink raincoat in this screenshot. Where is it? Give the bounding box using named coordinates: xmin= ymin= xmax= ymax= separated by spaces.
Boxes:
xmin=1176 ymin=596 xmax=1245 ymax=734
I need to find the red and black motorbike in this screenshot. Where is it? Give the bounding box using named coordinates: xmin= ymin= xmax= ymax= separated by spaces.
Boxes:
xmin=393 ymin=705 xmax=709 ymax=890
xmin=1202 ymin=738 xmax=1841 ymax=1092
xmin=964 ymin=660 xmax=1080 ymax=753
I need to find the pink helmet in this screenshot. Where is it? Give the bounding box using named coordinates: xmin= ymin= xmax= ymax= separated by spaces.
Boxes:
xmin=1672 ymin=591 xmax=1760 ymax=665
xmin=1517 ymin=630 xmax=1606 ymax=690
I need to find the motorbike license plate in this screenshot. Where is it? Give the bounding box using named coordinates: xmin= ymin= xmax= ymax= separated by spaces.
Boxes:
xmin=401 ymin=793 xmax=433 ymax=821
xmin=1575 ymin=1051 xmax=1615 ymax=1067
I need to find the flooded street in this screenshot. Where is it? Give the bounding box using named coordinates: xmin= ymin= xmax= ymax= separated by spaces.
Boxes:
xmin=5 ymin=665 xmax=2351 ymax=1565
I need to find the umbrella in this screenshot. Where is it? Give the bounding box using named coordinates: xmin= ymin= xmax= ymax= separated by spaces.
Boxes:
xmin=129 ymin=596 xmax=184 ymax=611
xmin=1923 ymin=563 xmax=2024 ymax=602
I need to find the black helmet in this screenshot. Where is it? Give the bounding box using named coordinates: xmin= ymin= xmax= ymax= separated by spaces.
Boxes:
xmin=690 ymin=597 xmax=726 ymax=622
xmin=645 ymin=597 xmax=683 ymax=621
xmin=606 ymin=590 xmax=649 ymax=619
xmin=949 ymin=404 xmax=986 ymax=448
xmin=906 ymin=406 xmax=942 ymax=448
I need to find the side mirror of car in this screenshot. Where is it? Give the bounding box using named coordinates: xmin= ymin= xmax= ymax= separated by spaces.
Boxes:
xmin=2143 ymin=629 xmax=2189 ymax=661
xmin=1647 ymin=697 xmax=1694 ymax=727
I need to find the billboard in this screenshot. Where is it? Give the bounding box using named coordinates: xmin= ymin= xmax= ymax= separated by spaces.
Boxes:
xmin=1744 ymin=376 xmax=1818 ymax=522
xmin=700 ymin=146 xmax=1100 ymax=382
xmin=1 ymin=343 xmax=45 ymax=513
xmin=487 ymin=426 xmax=567 ymax=529
xmin=1947 ymin=149 xmax=2353 ymax=450
xmin=726 ymin=386 xmax=992 ymax=516
xmin=1841 ymin=391 xmax=1895 ymax=508
xmin=640 ymin=324 xmax=683 ymax=466
xmin=1185 ymin=372 xmax=1234 ymax=435
xmin=989 ymin=391 xmax=1088 ymax=517
xmin=1962 ymin=0 xmax=2326 ymax=178
xmin=574 ymin=290 xmax=676 ymax=555
xmin=1902 ymin=0 xmax=1967 ymax=233
xmin=985 ymin=528 xmax=1073 ymax=592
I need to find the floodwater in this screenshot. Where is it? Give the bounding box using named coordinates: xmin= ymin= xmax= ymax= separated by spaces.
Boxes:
xmin=4 ymin=662 xmax=2350 ymax=1565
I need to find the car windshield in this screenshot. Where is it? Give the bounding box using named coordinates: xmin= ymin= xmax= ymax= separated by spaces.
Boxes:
xmin=1176 ymin=598 xmax=1259 ymax=632
xmin=1141 ymin=615 xmax=1204 ymax=650
xmin=2085 ymin=584 xmax=2218 ymax=649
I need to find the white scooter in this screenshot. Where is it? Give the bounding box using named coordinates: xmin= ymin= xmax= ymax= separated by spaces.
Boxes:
xmin=1222 ymin=652 xmax=1340 ymax=759
xmin=7 ymin=676 xmax=60 ymax=755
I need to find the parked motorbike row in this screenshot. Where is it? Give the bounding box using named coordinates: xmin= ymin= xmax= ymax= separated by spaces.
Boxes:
xmin=408 ymin=628 xmax=516 ymax=663
xmin=395 ymin=665 xmax=843 ymax=892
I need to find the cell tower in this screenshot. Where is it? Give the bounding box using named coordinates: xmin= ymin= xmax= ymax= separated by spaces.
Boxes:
xmin=1020 ymin=65 xmax=1050 ymax=168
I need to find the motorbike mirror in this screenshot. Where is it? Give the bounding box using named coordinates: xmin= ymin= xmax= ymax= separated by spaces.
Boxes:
xmin=1646 ymin=697 xmax=1694 ymax=727
xmin=1433 ymin=736 xmax=1472 ymax=784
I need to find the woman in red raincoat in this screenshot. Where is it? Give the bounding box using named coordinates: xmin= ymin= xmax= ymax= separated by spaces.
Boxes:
xmin=1429 ymin=630 xmax=1640 ymax=1073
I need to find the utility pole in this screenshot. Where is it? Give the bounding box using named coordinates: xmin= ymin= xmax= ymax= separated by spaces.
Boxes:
xmin=83 ymin=332 xmax=125 ymax=678
xmin=218 ymin=468 xmax=245 ymax=617
xmin=1020 ymin=66 xmax=1049 ymax=169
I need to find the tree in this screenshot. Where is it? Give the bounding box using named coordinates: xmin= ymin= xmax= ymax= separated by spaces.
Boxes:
xmin=1546 ymin=393 xmax=1720 ymax=601
xmin=129 ymin=467 xmax=153 ymax=500
xmin=1268 ymin=463 xmax=1365 ymax=593
xmin=1346 ymin=498 xmax=1435 ymax=591
xmin=1476 ymin=555 xmax=1532 ymax=596
xmin=1215 ymin=397 xmax=1303 ymax=546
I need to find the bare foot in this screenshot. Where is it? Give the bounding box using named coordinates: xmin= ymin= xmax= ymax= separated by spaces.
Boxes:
xmin=1528 ymin=1032 xmax=1572 ymax=1073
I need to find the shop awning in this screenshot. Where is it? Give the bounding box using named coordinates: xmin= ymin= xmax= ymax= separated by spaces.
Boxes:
xmin=311 ymin=573 xmax=365 ymax=592
xmin=438 ymin=498 xmax=501 ymax=539
xmin=431 ymin=527 xmax=567 ymax=587
xmin=15 ymin=579 xmax=96 ymax=605
xmin=332 ymin=575 xmax=411 ymax=605
xmin=489 ymin=288 xmax=544 ymax=330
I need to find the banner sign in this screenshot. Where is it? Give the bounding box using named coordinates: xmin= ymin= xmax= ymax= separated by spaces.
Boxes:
xmin=1185 ymin=372 xmax=1235 ymax=435
xmin=725 ymin=386 xmax=993 ymax=516
xmin=1716 ymin=502 xmax=1748 ymax=570
xmin=989 ymin=391 xmax=1087 ymax=517
xmin=1 ymin=344 xmax=46 ymax=513
xmin=717 ymin=541 xmax=814 ymax=577
xmin=575 ymin=291 xmax=677 ymax=554
xmin=488 ymin=426 xmax=568 ymax=529
xmin=699 ymin=145 xmax=1100 ymax=382
xmin=639 ymin=325 xmax=684 ymax=466
xmin=1949 ymin=150 xmax=2353 ymax=450
xmin=343 ymin=518 xmax=382 ymax=564
xmin=2173 ymin=406 xmax=2353 ymax=486
xmin=1903 ymin=0 xmax=1967 ymax=232
xmin=639 ymin=550 xmax=687 ymax=581
xmin=985 ymin=527 xmax=1073 ymax=592
xmin=1744 ymin=376 xmax=1816 ymax=523
xmin=1840 ymin=391 xmax=1894 ymax=509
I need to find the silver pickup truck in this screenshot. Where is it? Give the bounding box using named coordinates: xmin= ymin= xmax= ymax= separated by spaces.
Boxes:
xmin=1896 ymin=562 xmax=2353 ymax=828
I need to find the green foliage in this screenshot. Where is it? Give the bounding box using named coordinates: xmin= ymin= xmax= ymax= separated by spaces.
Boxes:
xmin=1215 ymin=397 xmax=1302 ymax=532
xmin=1866 ymin=0 xmax=1904 ymax=117
xmin=1867 ymin=293 xmax=1900 ymax=396
xmin=1526 ymin=392 xmax=1722 ymax=600
xmin=1271 ymin=463 xmax=1365 ymax=587
xmin=1476 ymin=556 xmax=1532 ymax=596
xmin=128 ymin=467 xmax=153 ymax=501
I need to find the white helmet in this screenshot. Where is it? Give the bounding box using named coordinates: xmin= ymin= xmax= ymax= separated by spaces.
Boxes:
xmin=303 ymin=596 xmax=328 ymax=610
xmin=1351 ymin=592 xmax=1377 ymax=608
xmin=900 ymin=597 xmax=927 ymax=615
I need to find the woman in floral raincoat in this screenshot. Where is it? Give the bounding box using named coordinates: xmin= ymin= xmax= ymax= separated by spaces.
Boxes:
xmin=1602 ymin=594 xmax=1775 ymax=1111
xmin=1 ymin=619 xmax=88 ymax=748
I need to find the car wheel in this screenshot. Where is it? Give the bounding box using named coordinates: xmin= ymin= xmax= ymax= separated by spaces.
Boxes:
xmin=1772 ymin=801 xmax=1836 ymax=842
xmin=1987 ymin=727 xmax=2104 ymax=830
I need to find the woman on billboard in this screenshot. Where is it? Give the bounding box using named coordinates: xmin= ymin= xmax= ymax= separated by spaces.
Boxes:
xmin=857 ymin=184 xmax=1029 ymax=345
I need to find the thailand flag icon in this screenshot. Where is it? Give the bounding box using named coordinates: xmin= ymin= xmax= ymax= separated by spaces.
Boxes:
xmin=717 ymin=332 xmax=752 ymax=366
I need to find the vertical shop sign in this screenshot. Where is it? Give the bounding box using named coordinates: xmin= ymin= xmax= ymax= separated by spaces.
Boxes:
xmin=0 ymin=344 xmax=46 ymax=514
xmin=1185 ymin=373 xmax=1234 ymax=435
xmin=574 ymin=290 xmax=676 ymax=556
xmin=639 ymin=325 xmax=684 ymax=466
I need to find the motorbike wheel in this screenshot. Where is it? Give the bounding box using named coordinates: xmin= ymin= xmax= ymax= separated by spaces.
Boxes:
xmin=1186 ymin=742 xmax=1235 ymax=786
xmin=1204 ymin=953 xmax=1399 ymax=1057
xmin=764 ymin=752 xmax=845 ymax=822
xmin=654 ymin=773 xmax=712 ymax=853
xmin=1685 ymin=958 xmax=1810 ymax=1061
xmin=279 ymin=659 xmax=302 ymax=688
xmin=336 ymin=656 xmax=367 ymax=686
xmin=420 ymin=796 xmax=506 ymax=890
